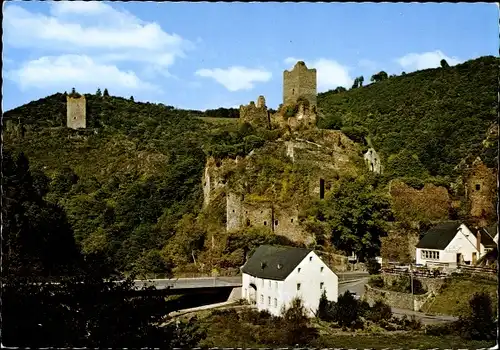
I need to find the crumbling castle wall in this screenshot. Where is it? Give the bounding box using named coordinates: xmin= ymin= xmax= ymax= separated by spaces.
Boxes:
xmin=67 ymin=95 xmax=86 ymax=129
xmin=283 ymin=61 xmax=317 ymax=107
xmin=465 ymin=158 xmax=496 ymax=226
xmin=226 ymin=192 xmax=244 ymax=231
xmin=239 ymin=96 xmax=269 ymax=128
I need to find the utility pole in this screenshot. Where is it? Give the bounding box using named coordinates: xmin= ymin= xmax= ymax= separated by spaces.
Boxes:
xmin=410 ymin=263 xmax=414 ymax=311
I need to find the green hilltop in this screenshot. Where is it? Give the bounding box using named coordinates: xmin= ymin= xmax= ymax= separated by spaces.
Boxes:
xmin=317 ymin=55 xmax=498 ymax=177
xmin=3 ymin=55 xmax=498 ymax=275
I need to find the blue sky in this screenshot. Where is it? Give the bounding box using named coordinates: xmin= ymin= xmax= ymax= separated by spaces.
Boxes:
xmin=2 ymin=2 xmax=498 ymax=112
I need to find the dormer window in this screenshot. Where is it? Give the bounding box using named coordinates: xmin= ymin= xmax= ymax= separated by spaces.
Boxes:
xmin=277 ymin=263 xmax=283 ymax=270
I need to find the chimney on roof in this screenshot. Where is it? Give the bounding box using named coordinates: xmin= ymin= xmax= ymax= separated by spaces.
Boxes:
xmin=476 ymin=229 xmax=482 ymax=253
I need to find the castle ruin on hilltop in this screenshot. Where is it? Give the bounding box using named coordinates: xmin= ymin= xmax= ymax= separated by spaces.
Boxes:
xmin=67 ymin=93 xmax=86 ymax=129
xmin=239 ymin=61 xmax=318 ymax=132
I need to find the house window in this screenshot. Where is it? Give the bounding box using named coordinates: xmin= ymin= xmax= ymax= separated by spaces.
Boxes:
xmin=275 ymin=281 xmax=278 ymax=290
xmin=320 ymin=282 xmax=324 ymax=290
xmin=274 ymin=298 xmax=277 ymax=307
xmin=320 ymin=178 xmax=325 ymax=199
xmin=298 ymin=268 xmax=301 ymax=273
xmin=476 ymin=184 xmax=481 ymax=191
xmin=264 ymin=221 xmax=267 ymax=226
xmin=320 ymin=266 xmax=324 ymax=272
xmin=309 ymin=256 xmax=312 ymax=262
xmin=421 ymin=250 xmax=440 ymax=260
xmin=275 ymin=220 xmax=279 ymax=226
xmin=291 ymin=218 xmax=294 ymax=223
xmin=297 ymin=283 xmax=301 ymax=291
xmin=260 ymin=294 xmax=263 ymax=304
xmin=261 ymin=279 xmax=264 ymax=287
xmin=246 ymin=219 xmax=250 ymax=226
xmin=269 ymin=281 xmax=271 ymax=289
xmin=268 ymin=296 xmax=271 ymax=305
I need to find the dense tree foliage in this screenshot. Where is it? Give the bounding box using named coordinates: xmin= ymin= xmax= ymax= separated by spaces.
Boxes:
xmin=318 ymin=56 xmax=499 ymax=177
xmin=1 ymin=150 xmax=206 ymax=348
xmin=305 ymin=176 xmax=393 ymax=260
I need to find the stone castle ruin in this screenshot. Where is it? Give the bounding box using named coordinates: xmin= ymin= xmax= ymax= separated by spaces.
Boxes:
xmin=239 ymin=95 xmax=270 ymax=129
xmin=240 ymin=61 xmax=318 ymax=132
xmin=465 ymin=157 xmax=496 ymax=227
xmin=67 ymin=94 xmax=87 ymax=129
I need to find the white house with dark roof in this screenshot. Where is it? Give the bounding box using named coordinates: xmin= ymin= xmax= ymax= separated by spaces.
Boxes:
xmin=241 ymin=245 xmax=338 ymax=317
xmin=415 ymin=222 xmax=497 ymax=267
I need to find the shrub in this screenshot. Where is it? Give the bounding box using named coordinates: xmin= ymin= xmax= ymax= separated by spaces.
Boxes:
xmin=281 ymin=297 xmax=318 ymax=345
xmin=367 ymin=300 xmax=392 ymax=323
xmin=457 ymin=292 xmax=496 ymax=340
xmin=368 ymin=276 xmax=384 ymax=288
xmin=425 ymin=322 xmax=455 ymax=336
xmin=331 ymin=291 xmax=361 ymax=327
xmin=283 ymin=104 xmax=299 ymax=119
xmin=316 ymin=290 xmax=333 ymax=321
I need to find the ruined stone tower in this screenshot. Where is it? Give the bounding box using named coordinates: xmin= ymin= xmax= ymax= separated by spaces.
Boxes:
xmin=465 ymin=157 xmax=496 ymax=226
xmin=239 ymin=95 xmax=270 ymax=128
xmin=67 ymin=94 xmax=86 ymax=129
xmin=283 ymin=61 xmax=317 ymax=107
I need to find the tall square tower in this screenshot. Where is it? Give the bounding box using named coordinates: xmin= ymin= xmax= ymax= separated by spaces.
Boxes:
xmin=283 ymin=61 xmax=317 ymax=107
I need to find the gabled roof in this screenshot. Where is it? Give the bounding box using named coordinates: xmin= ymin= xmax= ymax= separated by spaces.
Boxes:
xmin=241 ymin=245 xmax=312 ymax=281
xmin=484 ymin=225 xmax=498 ymax=239
xmin=481 ymin=226 xmax=497 ymax=248
xmin=416 ymin=222 xmax=461 ymax=250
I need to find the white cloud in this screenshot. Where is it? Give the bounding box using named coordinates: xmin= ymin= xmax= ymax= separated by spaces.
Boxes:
xmin=195 ymin=67 xmax=272 ymax=92
xmin=3 ymin=2 xmax=192 ymax=87
xmin=6 ymin=55 xmax=157 ymax=92
xmin=283 ymin=57 xmax=353 ymax=92
xmin=4 ymin=3 xmax=187 ymax=52
xmin=396 ymin=50 xmax=462 ymax=71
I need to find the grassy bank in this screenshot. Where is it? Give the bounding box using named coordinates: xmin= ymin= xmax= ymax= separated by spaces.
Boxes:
xmin=421 ymin=276 xmax=498 ymax=316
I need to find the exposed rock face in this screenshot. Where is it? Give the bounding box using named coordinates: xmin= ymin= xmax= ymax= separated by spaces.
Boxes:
xmin=364 ymin=148 xmax=383 ymax=174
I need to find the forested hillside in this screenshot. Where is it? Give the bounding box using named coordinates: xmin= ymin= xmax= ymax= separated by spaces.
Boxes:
xmin=3 ymin=93 xmax=275 ymax=274
xmin=3 ymin=56 xmax=497 ymax=275
xmin=318 ymin=56 xmax=498 ymax=178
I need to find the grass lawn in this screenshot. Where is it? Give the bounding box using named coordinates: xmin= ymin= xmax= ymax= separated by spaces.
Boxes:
xmin=421 ymin=276 xmax=498 ymax=316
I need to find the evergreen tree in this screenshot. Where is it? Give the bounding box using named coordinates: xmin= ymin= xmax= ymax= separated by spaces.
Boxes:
xmin=96 ymin=88 xmax=102 ymax=97
xmin=103 ymin=88 xmax=110 ymax=97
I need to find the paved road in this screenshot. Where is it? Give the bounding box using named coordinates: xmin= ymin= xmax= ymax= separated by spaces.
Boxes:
xmin=337 ymin=277 xmax=458 ymax=325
